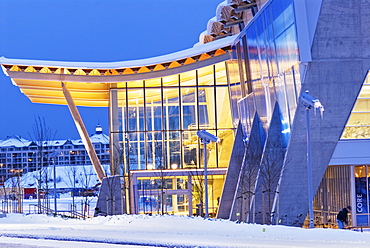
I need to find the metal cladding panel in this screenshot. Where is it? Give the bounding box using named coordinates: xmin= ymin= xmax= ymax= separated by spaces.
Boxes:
xmin=253 ymin=102 xmax=285 ymax=224
xmin=216 ymin=122 xmax=245 ymax=219
xmin=228 ymin=112 xmax=263 ymax=222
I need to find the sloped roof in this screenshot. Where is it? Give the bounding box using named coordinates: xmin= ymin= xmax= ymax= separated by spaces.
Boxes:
xmin=89 ymin=133 xmax=109 ymax=145
xmin=0 ymin=136 xmax=32 ymax=148
xmin=0 ymin=134 xmax=109 ymax=149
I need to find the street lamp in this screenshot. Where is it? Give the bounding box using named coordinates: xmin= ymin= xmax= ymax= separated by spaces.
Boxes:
xmin=9 ymin=169 xmax=23 ymax=213
xmin=299 ymin=90 xmax=324 ymax=228
xmin=49 ymin=151 xmax=60 ymax=214
xmin=196 ymin=130 xmax=220 ymax=218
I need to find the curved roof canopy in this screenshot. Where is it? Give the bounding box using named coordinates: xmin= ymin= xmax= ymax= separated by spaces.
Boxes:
xmin=0 ymin=35 xmax=237 ymax=107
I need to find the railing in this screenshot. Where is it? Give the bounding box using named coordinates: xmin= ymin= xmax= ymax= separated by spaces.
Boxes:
xmin=28 ymin=204 xmax=88 ymax=219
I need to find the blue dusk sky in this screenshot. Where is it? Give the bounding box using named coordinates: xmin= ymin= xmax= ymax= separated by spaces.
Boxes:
xmin=0 ymin=0 xmax=222 ymax=139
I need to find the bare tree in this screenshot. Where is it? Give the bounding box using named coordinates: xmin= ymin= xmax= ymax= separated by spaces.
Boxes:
xmin=63 ymin=165 xmax=79 ymax=213
xmin=234 ymin=142 xmax=261 ymax=223
xmin=29 ymin=116 xmax=56 ymax=213
xmin=257 ymin=141 xmax=285 ymax=225
xmin=0 ymin=177 xmax=9 ymax=212
xmin=78 ymin=165 xmax=96 ymax=218
xmin=188 ymin=169 xmax=205 ymax=216
xmin=7 ymin=170 xmax=23 ymax=213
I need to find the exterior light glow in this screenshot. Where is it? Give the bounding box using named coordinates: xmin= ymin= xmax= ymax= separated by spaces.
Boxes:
xmin=196 ymin=130 xmax=220 ymax=219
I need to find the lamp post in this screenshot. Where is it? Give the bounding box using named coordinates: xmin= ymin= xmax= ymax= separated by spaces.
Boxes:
xmin=10 ymin=169 xmax=23 ymax=213
xmin=49 ymin=151 xmax=60 ymax=214
xmin=299 ymin=90 xmax=324 ymax=228
xmin=196 ymin=130 xmax=220 ymax=218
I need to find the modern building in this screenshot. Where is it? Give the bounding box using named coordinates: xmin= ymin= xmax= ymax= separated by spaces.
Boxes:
xmin=1 ymin=0 xmax=369 ymax=227
xmin=0 ymin=125 xmax=109 ymax=181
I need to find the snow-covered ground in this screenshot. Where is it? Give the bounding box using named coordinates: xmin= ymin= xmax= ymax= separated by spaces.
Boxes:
xmin=2 ymin=166 xmax=370 ymax=247
xmin=0 ymin=213 xmax=369 ymax=248
xmin=22 ymin=195 xmax=97 ymax=217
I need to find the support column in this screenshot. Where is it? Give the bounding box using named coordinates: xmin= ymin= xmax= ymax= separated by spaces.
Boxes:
xmin=61 ymin=82 xmax=106 ymax=182
xmin=109 ymin=86 xmax=120 ymax=175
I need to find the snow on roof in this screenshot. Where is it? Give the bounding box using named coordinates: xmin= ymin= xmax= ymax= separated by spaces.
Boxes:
xmin=0 ymin=135 xmax=32 ymax=148
xmin=89 ymin=133 xmax=109 ymax=145
xmin=0 ymin=35 xmax=238 ymax=69
xmin=37 ymin=140 xmax=68 ymax=147
xmin=5 ymin=164 xmax=108 ymax=189
xmin=0 ymin=134 xmax=108 ymax=149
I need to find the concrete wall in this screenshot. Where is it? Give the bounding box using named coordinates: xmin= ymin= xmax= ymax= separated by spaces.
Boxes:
xmin=276 ymin=0 xmax=370 ymax=226
xmin=95 ymin=175 xmax=124 ymax=216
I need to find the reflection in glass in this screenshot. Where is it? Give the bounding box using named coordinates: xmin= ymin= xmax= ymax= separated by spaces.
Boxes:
xmin=113 ymin=62 xmax=234 ymax=173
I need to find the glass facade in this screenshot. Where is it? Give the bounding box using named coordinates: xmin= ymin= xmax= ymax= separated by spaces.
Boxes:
xmin=354 ymin=165 xmax=370 ymax=225
xmin=134 ymin=173 xmax=225 ymax=215
xmin=342 ymin=72 xmax=370 ymax=139
xmin=229 ymin=0 xmax=300 ymax=145
xmin=313 ymin=166 xmax=352 ymax=228
xmin=111 ymin=62 xmax=234 ymax=173
xmin=109 ymin=0 xmax=302 ymax=216
xmin=2 ymin=0 xmax=368 ymax=225
xmin=314 ymin=165 xmax=370 ymax=227
xmin=110 ymin=62 xmax=234 ymax=215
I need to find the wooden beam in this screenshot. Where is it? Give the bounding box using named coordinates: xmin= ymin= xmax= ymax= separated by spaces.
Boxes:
xmin=61 ymin=82 xmax=106 ymax=182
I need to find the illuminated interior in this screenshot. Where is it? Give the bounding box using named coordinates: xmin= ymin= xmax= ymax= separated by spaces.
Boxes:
xmin=135 ymin=174 xmax=225 ymax=215
xmin=0 ymin=0 xmax=306 ymax=217
xmin=111 ymin=62 xmax=234 ymax=174
xmin=354 ymin=165 xmax=370 ymax=225
xmin=0 ymin=39 xmax=236 ymax=216
xmin=342 ymin=72 xmax=370 ymax=139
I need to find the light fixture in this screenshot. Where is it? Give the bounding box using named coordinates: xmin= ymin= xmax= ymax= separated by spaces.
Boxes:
xmin=299 ymin=90 xmax=324 ymax=229
xmin=196 ymin=130 xmax=220 ymax=218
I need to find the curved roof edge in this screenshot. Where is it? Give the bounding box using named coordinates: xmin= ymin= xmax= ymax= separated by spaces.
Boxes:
xmin=0 ymin=35 xmax=238 ymax=70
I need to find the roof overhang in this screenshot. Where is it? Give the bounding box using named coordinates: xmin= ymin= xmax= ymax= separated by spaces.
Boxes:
xmin=0 ymin=35 xmax=237 ymax=107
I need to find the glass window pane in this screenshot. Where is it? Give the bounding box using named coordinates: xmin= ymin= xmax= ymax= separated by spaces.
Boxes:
xmin=145 ymin=88 xmax=162 ymax=131
xmin=145 ymin=78 xmax=161 ymax=87
xmin=214 ymin=62 xmax=227 ymax=86
xmin=163 ymin=88 xmax=180 ymax=131
xmin=182 ymin=88 xmax=197 ymax=130
xmin=226 ymin=60 xmax=242 ymax=126
xmin=198 ymin=65 xmax=215 ymax=86
xmin=198 ymin=87 xmax=215 ymax=129
xmin=127 ymin=80 xmax=143 ymax=88
xmin=183 ymin=130 xmax=198 ymax=168
xmin=146 ymin=131 xmax=164 ymax=169
xmin=127 ymin=135 xmax=145 ymax=170
xmin=354 ymin=166 xmax=368 ymax=225
xmin=166 ymin=131 xmax=181 ymax=168
xmin=163 ymin=74 xmax=179 ymax=87
xmin=127 ymin=88 xmax=144 ymax=132
xmin=247 ymin=27 xmax=260 ymax=81
xmin=201 ymin=131 xmax=217 ymax=168
xmin=285 ymin=68 xmax=297 ymax=126
xmin=180 ymin=70 xmax=196 ymax=86
xmin=215 ymin=86 xmax=232 ymax=129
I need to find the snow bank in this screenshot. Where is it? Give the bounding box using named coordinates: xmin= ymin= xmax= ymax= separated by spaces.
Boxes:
xmin=0 ymin=214 xmax=369 ymax=247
